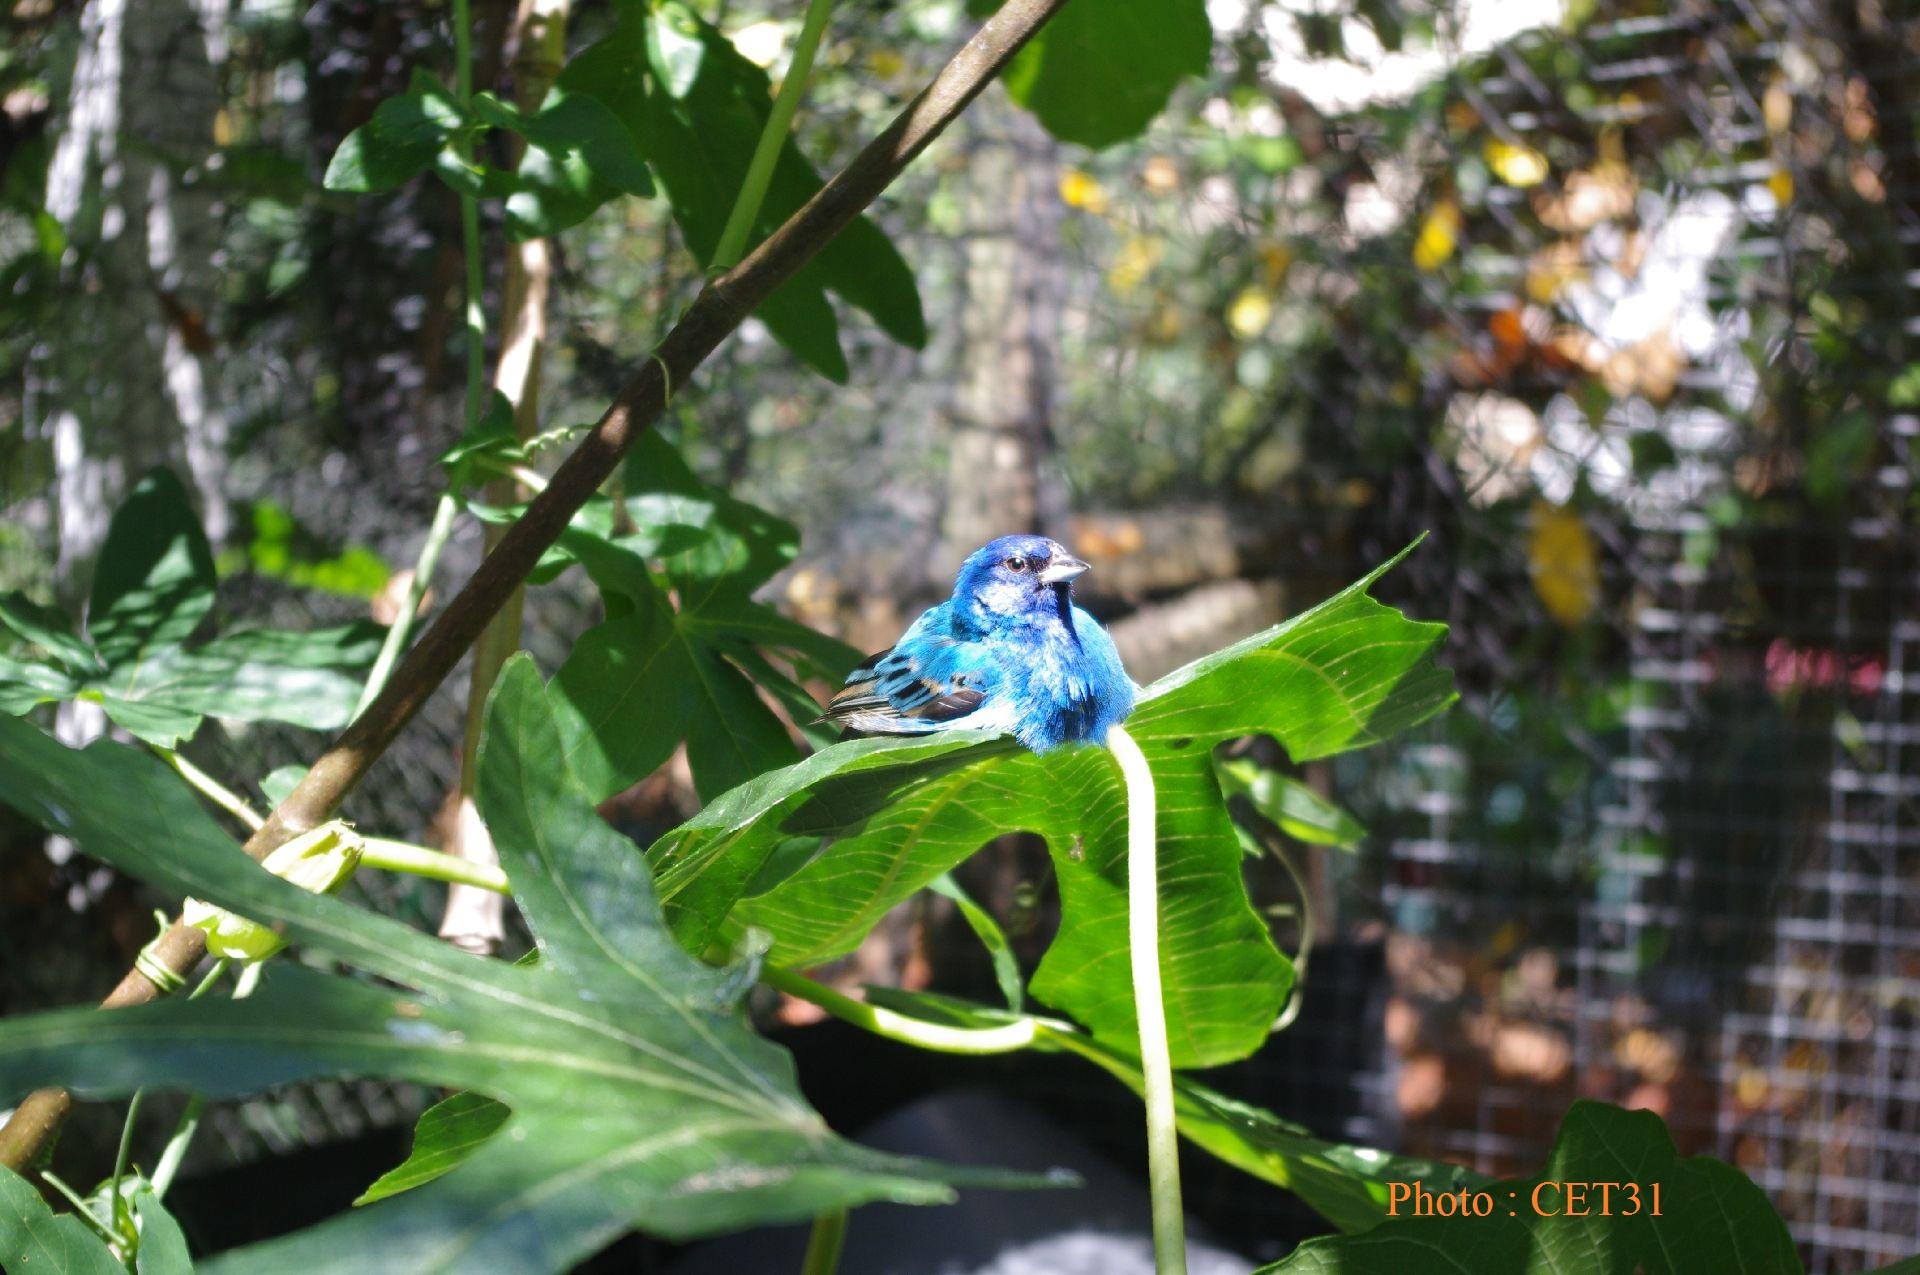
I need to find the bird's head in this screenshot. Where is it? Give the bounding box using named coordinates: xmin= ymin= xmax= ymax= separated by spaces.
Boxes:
xmin=952 ymin=534 xmax=1090 ymax=625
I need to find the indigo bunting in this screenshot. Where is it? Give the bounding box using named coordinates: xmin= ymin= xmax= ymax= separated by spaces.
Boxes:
xmin=825 ymin=535 xmax=1135 ymax=752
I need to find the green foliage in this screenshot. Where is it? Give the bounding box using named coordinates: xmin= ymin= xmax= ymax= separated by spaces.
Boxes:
xmin=0 ymin=1164 xmax=190 ymax=1275
xmin=556 ymin=2 xmax=925 ymax=382
xmin=1217 ymin=759 xmax=1367 ymax=849
xmin=538 ymin=433 xmax=860 ymax=802
xmin=0 ymin=471 xmax=382 ymax=746
xmin=649 ymin=547 xmax=1454 ymax=1068
xmin=322 ymin=70 xmax=468 ymax=193
xmin=353 ymin=1092 xmax=511 ymax=1207
xmin=0 ymin=668 xmax=1033 ymax=1272
xmin=1258 ymin=1101 xmax=1801 ymax=1275
xmin=999 ymin=0 xmax=1212 ymax=148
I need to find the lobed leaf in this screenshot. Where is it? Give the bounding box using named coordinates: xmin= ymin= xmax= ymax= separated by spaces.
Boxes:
xmin=0 ymin=665 xmax=1037 ymax=1272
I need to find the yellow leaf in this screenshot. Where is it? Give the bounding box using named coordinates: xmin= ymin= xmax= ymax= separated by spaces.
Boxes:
xmin=1485 ymin=137 xmax=1550 ymax=188
xmin=1225 ymin=286 xmax=1272 ymax=339
xmin=1059 ymin=168 xmax=1109 ymax=214
xmin=866 ymin=49 xmax=905 ymax=80
xmin=1768 ymin=166 xmax=1794 ymax=206
xmin=1528 ymin=502 xmax=1599 ymax=626
xmin=1107 ymin=235 xmax=1162 ymax=295
xmin=1259 ymin=242 xmax=1293 ymax=287
xmin=1412 ymin=199 xmax=1462 ymax=271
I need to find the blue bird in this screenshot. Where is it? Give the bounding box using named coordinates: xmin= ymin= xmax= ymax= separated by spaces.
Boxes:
xmin=824 ymin=534 xmax=1136 ymax=753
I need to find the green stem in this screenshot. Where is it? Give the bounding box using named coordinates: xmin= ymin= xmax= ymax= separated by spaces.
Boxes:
xmin=107 ymin=1089 xmax=142 ymax=1241
xmin=1106 ymin=723 xmax=1185 ymax=1275
xmin=710 ymin=0 xmax=836 ymax=270
xmin=759 ymin=966 xmax=1039 ymax=1054
xmin=355 ymin=0 xmax=486 ymax=724
xmin=799 ymin=1208 xmax=848 ymax=1275
xmin=161 ymin=749 xmax=265 ymax=832
xmin=127 ymin=959 xmax=228 ymax=1205
xmin=39 ymin=1171 xmax=116 ymax=1244
xmin=157 ymin=746 xmax=506 ymax=895
xmin=360 ymin=839 xmax=510 ymax=894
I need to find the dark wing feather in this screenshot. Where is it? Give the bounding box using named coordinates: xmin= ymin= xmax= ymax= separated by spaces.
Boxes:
xmin=823 ymin=644 xmax=985 ymax=733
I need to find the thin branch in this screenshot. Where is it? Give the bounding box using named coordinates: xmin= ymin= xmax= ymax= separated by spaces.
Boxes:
xmin=0 ymin=0 xmax=1071 ymax=1172
xmin=442 ymin=0 xmax=570 ymax=958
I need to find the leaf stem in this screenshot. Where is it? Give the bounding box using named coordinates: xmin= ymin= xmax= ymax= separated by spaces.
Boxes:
xmin=1106 ymin=723 xmax=1186 ymax=1275
xmin=160 ymin=749 xmax=264 ymax=832
xmin=361 ymin=839 xmax=511 ymax=894
xmin=760 ymin=966 xmax=1039 ymax=1054
xmin=799 ymin=1208 xmax=848 ymax=1275
xmin=711 ymin=0 xmax=837 ymax=270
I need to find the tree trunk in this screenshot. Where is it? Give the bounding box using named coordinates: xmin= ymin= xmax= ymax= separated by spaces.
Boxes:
xmin=939 ymin=101 xmax=1065 ymax=565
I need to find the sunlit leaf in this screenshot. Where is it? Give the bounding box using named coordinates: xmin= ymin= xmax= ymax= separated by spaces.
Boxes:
xmin=324 ymin=70 xmax=469 ymax=193
xmin=999 ymin=0 xmax=1212 ymax=149
xmin=1217 ymin=760 xmax=1367 ymax=849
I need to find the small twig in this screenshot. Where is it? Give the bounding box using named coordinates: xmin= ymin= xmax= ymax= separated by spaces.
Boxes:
xmin=0 ymin=0 xmax=1072 ymax=1172
xmin=1106 ymin=723 xmax=1186 ymax=1275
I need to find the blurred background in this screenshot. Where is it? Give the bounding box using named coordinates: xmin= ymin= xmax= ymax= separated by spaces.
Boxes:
xmin=0 ymin=0 xmax=1916 ymax=1269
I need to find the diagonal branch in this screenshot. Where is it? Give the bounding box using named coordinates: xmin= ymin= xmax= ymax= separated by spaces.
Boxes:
xmin=0 ymin=0 xmax=1071 ymax=1173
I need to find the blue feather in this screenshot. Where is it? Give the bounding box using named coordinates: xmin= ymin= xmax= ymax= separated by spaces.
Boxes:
xmin=825 ymin=535 xmax=1136 ymax=752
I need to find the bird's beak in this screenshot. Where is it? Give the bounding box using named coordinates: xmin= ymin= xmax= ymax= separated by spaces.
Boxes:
xmin=1040 ymin=554 xmax=1090 ymax=585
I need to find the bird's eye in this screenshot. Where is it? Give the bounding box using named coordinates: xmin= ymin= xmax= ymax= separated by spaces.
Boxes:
xmin=1005 ymin=555 xmax=1029 ymax=573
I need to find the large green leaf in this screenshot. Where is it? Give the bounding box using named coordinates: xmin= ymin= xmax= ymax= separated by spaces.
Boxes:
xmin=1000 ymin=0 xmax=1212 ymax=149
xmin=558 ymin=4 xmax=925 ymax=382
xmin=1258 ymin=1101 xmax=1801 ymax=1274
xmin=0 ymin=669 xmax=1029 ymax=1274
xmin=649 ymin=549 xmax=1454 ymax=1067
xmin=0 ymin=471 xmax=382 ymax=746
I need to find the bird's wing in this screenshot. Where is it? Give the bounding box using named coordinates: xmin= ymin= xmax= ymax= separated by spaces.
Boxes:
xmin=823 ymin=613 xmax=991 ymax=734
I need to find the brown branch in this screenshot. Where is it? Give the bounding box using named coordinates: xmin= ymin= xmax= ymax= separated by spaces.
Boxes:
xmin=0 ymin=0 xmax=1070 ymax=1173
